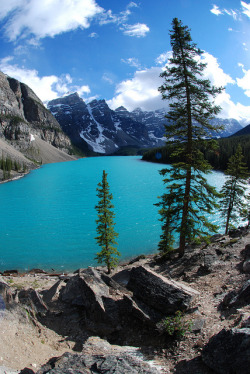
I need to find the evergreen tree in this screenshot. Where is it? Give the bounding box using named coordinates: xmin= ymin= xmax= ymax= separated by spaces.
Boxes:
xmin=220 ymin=145 xmax=249 ymax=234
xmin=157 ymin=18 xmax=223 ymax=256
xmin=95 ymin=170 xmax=119 ymax=273
xmin=155 ymin=182 xmax=180 ymax=255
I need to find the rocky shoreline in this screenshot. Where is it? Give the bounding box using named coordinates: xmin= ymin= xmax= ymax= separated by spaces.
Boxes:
xmin=0 ymin=228 xmax=250 ymax=373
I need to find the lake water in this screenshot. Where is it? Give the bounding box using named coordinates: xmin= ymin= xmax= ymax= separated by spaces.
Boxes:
xmin=0 ymin=156 xmax=225 ymax=272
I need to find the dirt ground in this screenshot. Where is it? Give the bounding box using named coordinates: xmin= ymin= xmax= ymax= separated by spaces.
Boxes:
xmin=0 ymin=274 xmax=76 ymax=373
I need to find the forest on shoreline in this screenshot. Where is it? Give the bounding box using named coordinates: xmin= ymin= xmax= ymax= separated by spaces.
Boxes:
xmin=142 ymin=133 xmax=250 ymax=171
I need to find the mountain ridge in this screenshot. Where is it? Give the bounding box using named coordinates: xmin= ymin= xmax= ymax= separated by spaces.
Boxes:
xmin=48 ymin=92 xmax=243 ymax=155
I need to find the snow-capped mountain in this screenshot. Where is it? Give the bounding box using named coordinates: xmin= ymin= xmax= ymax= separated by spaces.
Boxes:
xmin=48 ymin=93 xmax=165 ymax=154
xmin=48 ymin=93 xmax=243 ymax=155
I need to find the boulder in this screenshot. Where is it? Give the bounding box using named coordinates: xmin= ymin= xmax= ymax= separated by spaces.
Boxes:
xmin=18 ymin=288 xmax=48 ymax=315
xmin=202 ymin=327 xmax=250 ymax=374
xmin=127 ymin=266 xmax=199 ymax=314
xmin=35 ymin=337 xmax=161 ymax=374
xmin=242 ymin=259 xmax=250 ymax=273
xmin=243 ymin=243 xmax=250 ymax=259
xmin=41 ymin=280 xmax=65 ymax=303
xmin=60 ymin=267 xmax=123 ymax=334
xmin=223 ymin=280 xmax=250 ymax=308
xmin=118 ymin=295 xmax=162 ymax=326
xmin=0 ymin=276 xmax=13 ymax=305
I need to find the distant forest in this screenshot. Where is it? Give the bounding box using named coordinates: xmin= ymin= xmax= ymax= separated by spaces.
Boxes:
xmin=142 ymin=133 xmax=250 ymax=171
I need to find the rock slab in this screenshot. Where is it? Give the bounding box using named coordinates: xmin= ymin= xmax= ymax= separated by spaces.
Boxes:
xmin=202 ymin=327 xmax=250 ymax=374
xmin=127 ymin=265 xmax=199 ymax=314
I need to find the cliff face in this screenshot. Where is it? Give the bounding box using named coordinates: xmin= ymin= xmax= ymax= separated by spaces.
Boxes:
xmin=0 ymin=72 xmax=73 ymax=158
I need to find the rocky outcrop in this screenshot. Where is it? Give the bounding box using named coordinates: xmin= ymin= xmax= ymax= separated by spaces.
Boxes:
xmin=0 ymin=276 xmax=13 ymax=305
xmin=127 ymin=265 xmax=199 ymax=314
xmin=0 ymin=71 xmax=74 ymax=168
xmin=222 ymin=279 xmax=250 ymax=309
xmin=18 ymin=288 xmax=48 ymax=316
xmin=34 ymin=337 xmax=161 ymax=374
xmin=202 ymin=327 xmax=250 ymax=374
xmin=54 ymin=265 xmax=199 ymax=339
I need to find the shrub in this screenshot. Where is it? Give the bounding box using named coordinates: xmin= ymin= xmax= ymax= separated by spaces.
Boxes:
xmin=159 ymin=310 xmax=193 ymax=339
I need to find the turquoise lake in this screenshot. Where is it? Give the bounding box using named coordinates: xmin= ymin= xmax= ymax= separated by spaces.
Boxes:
xmin=0 ymin=156 xmax=226 ymax=272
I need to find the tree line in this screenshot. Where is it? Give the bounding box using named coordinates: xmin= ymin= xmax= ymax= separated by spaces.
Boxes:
xmin=0 ymin=155 xmax=27 ymax=180
xmin=94 ymin=18 xmax=249 ymax=272
xmin=142 ymin=134 xmax=250 ymax=172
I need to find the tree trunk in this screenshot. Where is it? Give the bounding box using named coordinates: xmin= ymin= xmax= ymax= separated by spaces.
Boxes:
xmin=179 ymin=167 xmax=191 ymax=256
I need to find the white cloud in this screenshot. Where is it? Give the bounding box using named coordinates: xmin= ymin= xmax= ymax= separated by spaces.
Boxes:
xmin=128 ymin=2 xmax=138 ymax=8
xmin=108 ymin=50 xmax=250 ymax=122
xmin=121 ymin=57 xmax=141 ymax=68
xmin=215 ymin=91 xmax=250 ymax=122
xmin=102 ymin=73 xmax=115 ymax=85
xmin=210 ymin=5 xmax=222 ymax=16
xmin=108 ymin=67 xmax=164 ymax=111
xmin=237 ymin=66 xmax=250 ymax=97
xmin=210 ymin=4 xmax=241 ymax=20
xmin=155 ymin=52 xmax=172 ymax=65
xmin=98 ymin=9 xmax=131 ymax=26
xmin=241 ymin=1 xmax=250 ymax=17
xmin=0 ymin=57 xmax=90 ymax=102
xmin=89 ymin=32 xmax=99 ymax=38
xmin=224 ymin=9 xmax=238 ymax=20
xmin=0 ymin=1 xmax=147 ymax=41
xmin=122 ymin=23 xmax=150 ymax=37
xmin=201 ymin=52 xmax=235 ymax=87
xmin=1 ymin=0 xmax=103 ymax=41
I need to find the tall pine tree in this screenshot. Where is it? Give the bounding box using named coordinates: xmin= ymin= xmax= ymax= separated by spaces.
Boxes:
xmin=95 ymin=170 xmax=119 ymax=273
xmin=220 ymin=145 xmax=249 ymax=234
xmin=157 ymin=18 xmax=223 ymax=256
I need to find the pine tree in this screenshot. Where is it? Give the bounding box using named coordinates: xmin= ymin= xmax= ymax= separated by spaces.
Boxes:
xmin=95 ymin=170 xmax=119 ymax=273
xmin=155 ymin=182 xmax=180 ymax=255
xmin=220 ymin=145 xmax=249 ymax=234
xmin=157 ymin=18 xmax=223 ymax=256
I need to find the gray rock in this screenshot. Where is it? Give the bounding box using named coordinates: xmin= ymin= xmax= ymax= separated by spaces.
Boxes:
xmin=0 ymin=276 xmax=13 ymax=305
xmin=42 ymin=280 xmax=65 ymax=303
xmin=60 ymin=267 xmax=122 ymax=334
xmin=18 ymin=288 xmax=48 ymax=315
xmin=225 ymin=279 xmax=250 ymax=307
xmin=127 ymin=266 xmax=199 ymax=314
xmin=243 ymin=243 xmax=250 ymax=259
xmin=242 ymin=259 xmax=250 ymax=273
xmin=35 ymin=337 xmax=161 ymax=374
xmin=202 ymin=327 xmax=250 ymax=374
xmin=119 ymin=295 xmax=162 ymax=326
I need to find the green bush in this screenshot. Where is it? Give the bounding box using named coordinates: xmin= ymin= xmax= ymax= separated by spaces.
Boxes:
xmin=160 ymin=311 xmax=193 ymax=339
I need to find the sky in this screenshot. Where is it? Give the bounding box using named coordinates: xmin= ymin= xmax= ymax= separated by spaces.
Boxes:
xmin=0 ymin=0 xmax=250 ymax=124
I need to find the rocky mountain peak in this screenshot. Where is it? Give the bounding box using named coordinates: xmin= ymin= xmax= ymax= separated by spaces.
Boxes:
xmin=0 ymin=71 xmax=74 ymax=172
xmin=48 ymin=92 xmax=82 ymax=107
xmin=115 ymin=106 xmax=128 ymax=111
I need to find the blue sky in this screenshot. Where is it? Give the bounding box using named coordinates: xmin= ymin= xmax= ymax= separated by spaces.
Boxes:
xmin=0 ymin=0 xmax=249 ymax=123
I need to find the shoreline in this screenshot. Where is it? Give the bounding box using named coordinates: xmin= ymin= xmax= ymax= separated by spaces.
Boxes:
xmin=0 ymin=252 xmax=155 ymax=278
xmin=0 ymin=170 xmax=31 ymax=184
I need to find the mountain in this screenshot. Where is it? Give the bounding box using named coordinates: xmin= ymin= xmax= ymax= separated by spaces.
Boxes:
xmin=210 ymin=118 xmax=243 ymax=137
xmin=48 ymin=93 xmax=165 ymax=155
xmin=0 ymin=71 xmax=75 ymax=173
xmin=48 ymin=93 xmax=243 ymax=155
xmin=230 ymin=123 xmax=250 ymax=137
